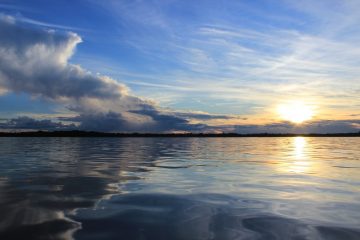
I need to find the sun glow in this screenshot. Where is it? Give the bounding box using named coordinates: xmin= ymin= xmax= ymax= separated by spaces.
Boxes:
xmin=277 ymin=101 xmax=314 ymax=124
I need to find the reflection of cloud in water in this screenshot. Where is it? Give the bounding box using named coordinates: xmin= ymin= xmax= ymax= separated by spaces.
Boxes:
xmin=0 ymin=138 xmax=168 ymax=239
xmin=0 ymin=138 xmax=203 ymax=239
xmin=0 ymin=177 xmax=81 ymax=240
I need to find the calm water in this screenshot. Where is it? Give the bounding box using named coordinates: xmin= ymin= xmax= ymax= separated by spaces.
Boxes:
xmin=0 ymin=137 xmax=359 ymax=240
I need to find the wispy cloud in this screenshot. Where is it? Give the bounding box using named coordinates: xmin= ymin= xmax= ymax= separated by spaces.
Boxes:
xmin=82 ymin=0 xmax=360 ymax=121
xmin=18 ymin=16 xmax=88 ymax=31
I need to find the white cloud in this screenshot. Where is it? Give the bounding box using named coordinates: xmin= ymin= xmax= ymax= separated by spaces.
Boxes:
xmin=0 ymin=14 xmax=229 ymax=132
xmin=0 ymin=14 xmax=139 ymax=111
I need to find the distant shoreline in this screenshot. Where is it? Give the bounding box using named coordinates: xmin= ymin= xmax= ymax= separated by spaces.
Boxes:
xmin=0 ymin=131 xmax=360 ymax=137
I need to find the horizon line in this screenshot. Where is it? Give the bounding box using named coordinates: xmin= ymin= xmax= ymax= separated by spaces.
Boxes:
xmin=1 ymin=130 xmax=360 ymax=137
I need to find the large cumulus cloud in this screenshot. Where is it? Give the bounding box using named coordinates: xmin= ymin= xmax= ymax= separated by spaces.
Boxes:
xmin=0 ymin=15 xmax=128 ymax=100
xmin=0 ymin=14 xmax=213 ymax=132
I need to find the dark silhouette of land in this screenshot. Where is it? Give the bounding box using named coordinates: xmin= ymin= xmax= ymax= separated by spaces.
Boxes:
xmin=0 ymin=130 xmax=360 ymax=137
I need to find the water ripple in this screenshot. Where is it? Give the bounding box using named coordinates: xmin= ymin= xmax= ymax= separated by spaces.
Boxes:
xmin=0 ymin=137 xmax=359 ymax=239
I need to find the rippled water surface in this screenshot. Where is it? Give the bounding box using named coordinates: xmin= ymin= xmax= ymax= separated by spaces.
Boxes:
xmin=0 ymin=137 xmax=359 ymax=240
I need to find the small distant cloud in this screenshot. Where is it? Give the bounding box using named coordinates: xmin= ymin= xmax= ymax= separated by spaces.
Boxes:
xmin=0 ymin=116 xmax=76 ymax=130
xmin=0 ymin=87 xmax=8 ymax=95
xmin=233 ymin=120 xmax=360 ymax=134
xmin=173 ymin=111 xmax=233 ymax=120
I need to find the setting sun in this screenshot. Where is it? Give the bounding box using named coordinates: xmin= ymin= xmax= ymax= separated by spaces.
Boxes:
xmin=277 ymin=101 xmax=314 ymax=124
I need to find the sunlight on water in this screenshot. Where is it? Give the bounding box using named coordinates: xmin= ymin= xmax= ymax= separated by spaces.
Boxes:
xmin=294 ymin=136 xmax=306 ymax=159
xmin=290 ymin=136 xmax=310 ymax=173
xmin=0 ymin=137 xmax=359 ymax=240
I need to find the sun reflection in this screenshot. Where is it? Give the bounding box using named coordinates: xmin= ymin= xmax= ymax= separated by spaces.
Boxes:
xmin=294 ymin=137 xmax=306 ymax=159
xmin=290 ymin=137 xmax=310 ymax=173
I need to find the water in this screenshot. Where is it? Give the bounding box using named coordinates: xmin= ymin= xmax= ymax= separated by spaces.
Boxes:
xmin=0 ymin=137 xmax=359 ymax=240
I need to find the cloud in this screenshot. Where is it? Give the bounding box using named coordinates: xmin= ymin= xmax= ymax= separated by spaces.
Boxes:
xmin=87 ymin=0 xmax=360 ymax=119
xmin=1 ymin=116 xmax=359 ymax=134
xmin=0 ymin=87 xmax=7 ymax=95
xmin=0 ymin=15 xmax=127 ymax=101
xmin=129 ymin=107 xmax=208 ymax=132
xmin=0 ymin=14 xmax=215 ymax=132
xmin=233 ymin=120 xmax=360 ymax=134
xmin=172 ymin=111 xmax=234 ymax=120
xmin=59 ymin=107 xmax=207 ymax=132
xmin=0 ymin=116 xmax=76 ymax=130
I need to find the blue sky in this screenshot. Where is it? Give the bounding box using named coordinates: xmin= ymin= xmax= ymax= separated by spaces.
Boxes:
xmin=0 ymin=0 xmax=359 ymax=132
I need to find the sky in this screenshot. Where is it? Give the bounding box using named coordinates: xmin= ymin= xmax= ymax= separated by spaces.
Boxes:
xmin=0 ymin=0 xmax=359 ymax=133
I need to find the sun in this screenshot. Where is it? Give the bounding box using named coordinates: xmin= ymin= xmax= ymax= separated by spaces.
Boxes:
xmin=277 ymin=101 xmax=314 ymax=124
